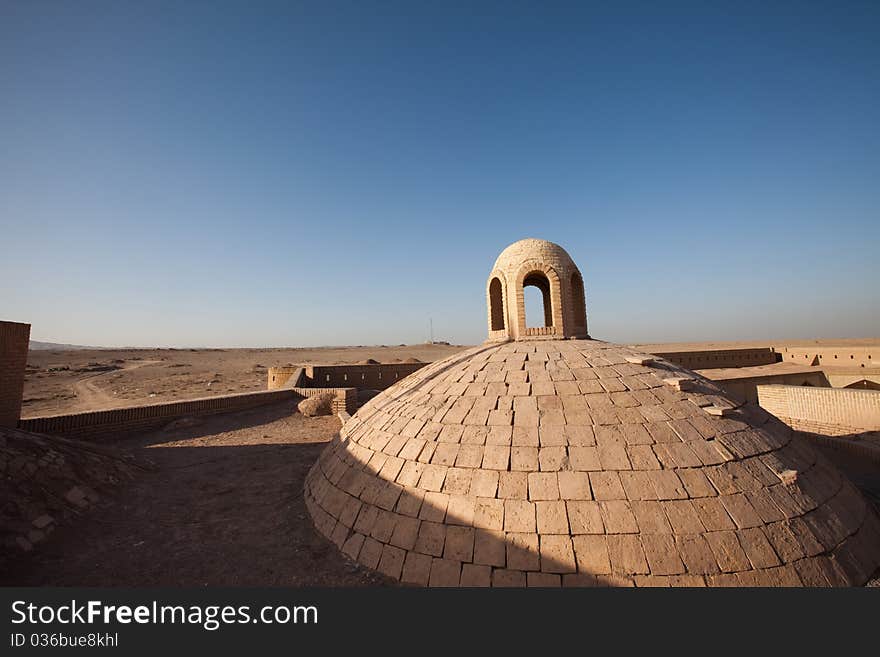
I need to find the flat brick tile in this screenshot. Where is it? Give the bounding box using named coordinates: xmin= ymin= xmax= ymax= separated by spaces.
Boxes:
xmin=474 ymin=497 xmax=505 ymax=530
xmin=498 ymin=471 xmax=529 ymax=499
xmin=566 ymin=501 xmax=604 ymax=534
xmin=460 ymin=563 xmax=492 ymax=587
xmin=492 ymin=568 xmax=527 ymax=587
xmin=599 ymin=500 xmax=639 ymax=534
xmin=428 ymin=558 xmax=461 ymax=587
xmin=607 ymin=535 xmax=649 ymax=575
xmin=377 ymin=544 xmax=406 ymax=580
xmin=504 ymin=499 xmax=537 ymax=533
xmin=528 ymin=472 xmax=560 ymax=500
xmin=572 ymin=535 xmax=611 ymax=574
xmin=704 ymin=530 xmax=751 ymax=573
xmin=536 ymin=500 xmax=570 ymax=534
xmin=401 ymin=551 xmax=433 ymax=586
xmin=540 ymin=535 xmax=577 ymax=573
xmin=414 ymin=521 xmax=446 ymax=557
xmin=473 ymin=529 xmax=507 ymax=567
xmin=590 ymin=471 xmax=626 ymax=500
xmin=507 ymin=532 xmax=540 ymax=571
xmin=675 ymin=535 xmax=720 ymax=575
xmin=527 ymin=572 xmax=562 ymax=587
xmin=641 ymin=534 xmax=686 ymax=575
xmin=444 ymin=525 xmax=475 ymax=562
xmin=557 ymin=471 xmax=592 ymax=500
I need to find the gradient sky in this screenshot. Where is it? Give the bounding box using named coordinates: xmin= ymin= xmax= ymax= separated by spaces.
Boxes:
xmin=2 ymin=1 xmax=878 ymax=348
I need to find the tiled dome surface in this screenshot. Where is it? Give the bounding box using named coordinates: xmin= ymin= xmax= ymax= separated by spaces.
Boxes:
xmin=305 ymin=339 xmax=880 ymax=587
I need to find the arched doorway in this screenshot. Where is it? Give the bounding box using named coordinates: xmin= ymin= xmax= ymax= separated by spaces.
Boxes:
xmin=489 ymin=277 xmax=505 ymax=331
xmin=523 ymin=271 xmax=553 ymax=329
xmin=571 ymin=271 xmax=586 ymax=330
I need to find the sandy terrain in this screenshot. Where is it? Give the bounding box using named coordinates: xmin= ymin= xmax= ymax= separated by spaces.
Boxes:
xmin=4 ymin=402 xmax=394 ymax=586
xmin=22 ymin=343 xmax=468 ymax=418
xmin=22 ymin=338 xmax=879 ymax=418
xmin=4 ymin=400 xmax=877 ymax=586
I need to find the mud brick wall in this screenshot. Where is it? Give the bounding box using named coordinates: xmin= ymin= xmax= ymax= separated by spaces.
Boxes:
xmin=268 ymin=363 xmax=427 ymax=392
xmin=780 ymin=346 xmax=876 ymax=368
xmin=651 ymin=347 xmax=778 ymax=370
xmin=304 ymin=363 xmax=427 ymax=389
xmin=757 ymin=384 xmax=880 ymax=435
xmin=712 ymin=370 xmax=827 ymax=404
xmin=17 ymin=389 xmax=300 ymax=440
xmin=266 ymin=366 xmax=305 ymax=390
xmin=0 ymin=321 xmax=31 ymax=428
xmin=292 ymin=386 xmax=357 ymax=415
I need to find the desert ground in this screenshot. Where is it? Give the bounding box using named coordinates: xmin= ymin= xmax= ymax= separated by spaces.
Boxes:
xmin=22 ymin=343 xmax=467 ymax=418
xmin=4 ymin=402 xmax=393 ymax=586
xmin=4 ymin=399 xmax=877 ymax=587
xmin=22 ymin=338 xmax=878 ymax=418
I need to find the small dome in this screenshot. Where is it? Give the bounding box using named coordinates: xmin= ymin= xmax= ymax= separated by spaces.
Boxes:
xmin=487 ymin=238 xmax=588 ymax=342
xmin=492 ymin=238 xmax=578 ymax=275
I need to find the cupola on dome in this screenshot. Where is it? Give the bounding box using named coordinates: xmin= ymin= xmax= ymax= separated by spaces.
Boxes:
xmin=487 ymin=238 xmax=588 ymax=341
xmin=304 ymin=239 xmax=880 ymax=587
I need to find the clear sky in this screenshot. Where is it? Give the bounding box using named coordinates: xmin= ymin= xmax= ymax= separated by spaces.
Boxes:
xmin=2 ymin=1 xmax=878 ymax=348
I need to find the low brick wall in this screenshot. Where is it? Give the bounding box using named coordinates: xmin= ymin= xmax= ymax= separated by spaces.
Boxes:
xmin=267 ymin=366 xmax=305 ymax=390
xmin=708 ymin=370 xmax=827 ymax=404
xmin=291 ymin=386 xmax=357 ymax=415
xmin=17 ymin=389 xmax=300 ymax=440
xmin=265 ymin=367 xmax=356 ymax=413
xmin=269 ymin=362 xmax=427 ymax=392
xmin=757 ymin=384 xmax=880 ymax=436
xmin=651 ymin=347 xmax=778 ymax=370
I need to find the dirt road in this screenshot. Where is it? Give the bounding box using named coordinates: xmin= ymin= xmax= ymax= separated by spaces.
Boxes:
xmin=71 ymin=360 xmax=162 ymax=410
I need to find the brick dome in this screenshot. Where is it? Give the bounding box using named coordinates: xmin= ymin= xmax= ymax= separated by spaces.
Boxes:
xmin=304 ymin=242 xmax=880 ymax=587
xmin=487 ymin=238 xmax=588 ymax=342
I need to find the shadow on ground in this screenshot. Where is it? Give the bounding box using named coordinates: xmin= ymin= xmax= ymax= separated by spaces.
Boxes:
xmin=4 ymin=402 xmax=392 ymax=586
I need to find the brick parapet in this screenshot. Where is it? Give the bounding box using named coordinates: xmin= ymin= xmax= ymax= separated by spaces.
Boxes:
xmin=757 ymin=384 xmax=880 ymax=435
xmin=18 ymin=389 xmax=300 ymax=440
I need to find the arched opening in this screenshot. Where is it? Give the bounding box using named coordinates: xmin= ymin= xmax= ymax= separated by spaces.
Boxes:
xmin=570 ymin=271 xmax=586 ymax=329
xmin=489 ymin=277 xmax=504 ymax=331
xmin=523 ymin=271 xmax=552 ymax=328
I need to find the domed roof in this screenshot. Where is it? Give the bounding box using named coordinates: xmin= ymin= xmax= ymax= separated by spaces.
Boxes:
xmin=492 ymin=238 xmax=578 ymax=276
xmin=304 ymin=241 xmax=880 ymax=587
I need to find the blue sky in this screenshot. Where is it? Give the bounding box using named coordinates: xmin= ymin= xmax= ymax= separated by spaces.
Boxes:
xmin=1 ymin=1 xmax=878 ymax=347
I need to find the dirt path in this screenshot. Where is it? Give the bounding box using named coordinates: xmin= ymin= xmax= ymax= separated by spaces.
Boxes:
xmin=71 ymin=360 xmax=162 ymax=410
xmin=5 ymin=402 xmax=391 ymax=586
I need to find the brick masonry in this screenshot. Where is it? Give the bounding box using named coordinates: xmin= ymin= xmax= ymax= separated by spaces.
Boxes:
xmin=652 ymin=348 xmax=779 ymax=370
xmin=780 ymin=346 xmax=876 ymax=369
xmin=486 ymin=238 xmax=589 ymax=342
xmin=18 ymin=389 xmax=301 ymax=440
xmin=268 ymin=363 xmax=426 ymax=393
xmin=0 ymin=321 xmax=30 ymax=428
xmin=757 ymin=384 xmax=880 ymax=435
